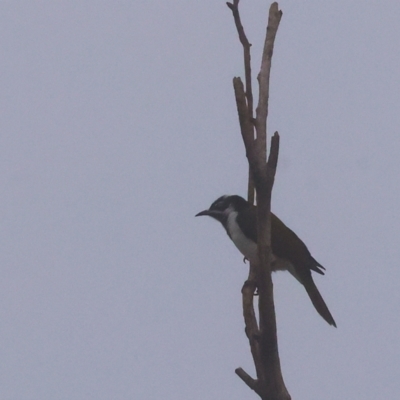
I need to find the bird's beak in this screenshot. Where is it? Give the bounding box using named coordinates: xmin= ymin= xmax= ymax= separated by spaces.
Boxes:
xmin=195 ymin=209 xmax=212 ymax=217
xmin=195 ymin=209 xmax=226 ymax=224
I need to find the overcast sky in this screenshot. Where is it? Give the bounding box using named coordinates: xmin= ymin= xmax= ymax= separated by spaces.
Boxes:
xmin=0 ymin=1 xmax=399 ymax=399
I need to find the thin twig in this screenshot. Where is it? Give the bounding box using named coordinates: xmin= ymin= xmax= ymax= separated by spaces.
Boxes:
xmin=227 ymin=0 xmax=256 ymax=205
xmin=267 ymin=131 xmax=280 ymax=184
xmin=235 ymin=367 xmax=259 ymax=395
xmin=226 ymin=0 xmax=254 ymax=120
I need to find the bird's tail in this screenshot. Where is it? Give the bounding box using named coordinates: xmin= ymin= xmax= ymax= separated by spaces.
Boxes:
xmin=303 ymin=276 xmax=336 ymax=327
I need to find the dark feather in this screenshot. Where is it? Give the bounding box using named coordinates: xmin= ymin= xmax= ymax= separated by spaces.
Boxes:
xmin=236 ymin=205 xmax=326 ymax=277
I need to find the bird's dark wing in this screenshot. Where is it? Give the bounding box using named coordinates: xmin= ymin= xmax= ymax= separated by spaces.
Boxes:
xmin=271 ymin=213 xmax=325 ymax=276
xmin=236 ymin=207 xmax=325 ymax=276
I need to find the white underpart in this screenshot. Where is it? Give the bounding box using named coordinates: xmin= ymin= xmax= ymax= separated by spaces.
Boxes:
xmin=225 ymin=209 xmax=302 ymax=283
xmin=226 ymin=210 xmax=258 ymax=262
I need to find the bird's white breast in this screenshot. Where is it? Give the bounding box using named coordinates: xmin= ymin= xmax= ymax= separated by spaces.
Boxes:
xmin=225 ymin=210 xmax=300 ymax=281
xmin=226 ymin=211 xmax=258 ymax=263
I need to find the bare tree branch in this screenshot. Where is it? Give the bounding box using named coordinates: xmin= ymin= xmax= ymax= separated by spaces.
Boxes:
xmin=227 ymin=0 xmax=256 ymax=206
xmin=226 ymin=0 xmax=254 ymax=122
xmin=255 ymin=3 xmax=282 ymax=163
xmin=240 ymin=272 xmax=263 ymax=380
xmin=235 ymin=367 xmax=258 ymax=393
xmin=267 ymin=131 xmax=280 ymax=171
xmin=232 ymin=77 xmax=256 ymax=167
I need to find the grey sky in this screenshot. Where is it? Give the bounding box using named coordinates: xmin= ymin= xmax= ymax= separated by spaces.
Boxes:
xmin=0 ymin=1 xmax=399 ymax=399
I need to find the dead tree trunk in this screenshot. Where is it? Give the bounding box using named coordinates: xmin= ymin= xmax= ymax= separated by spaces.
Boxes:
xmin=226 ymin=2 xmax=291 ymax=399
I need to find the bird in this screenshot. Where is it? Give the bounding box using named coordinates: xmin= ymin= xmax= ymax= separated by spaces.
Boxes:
xmin=195 ymin=195 xmax=336 ymax=327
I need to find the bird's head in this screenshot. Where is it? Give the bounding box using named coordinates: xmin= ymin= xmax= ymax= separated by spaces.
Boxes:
xmin=195 ymin=195 xmax=250 ymax=225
